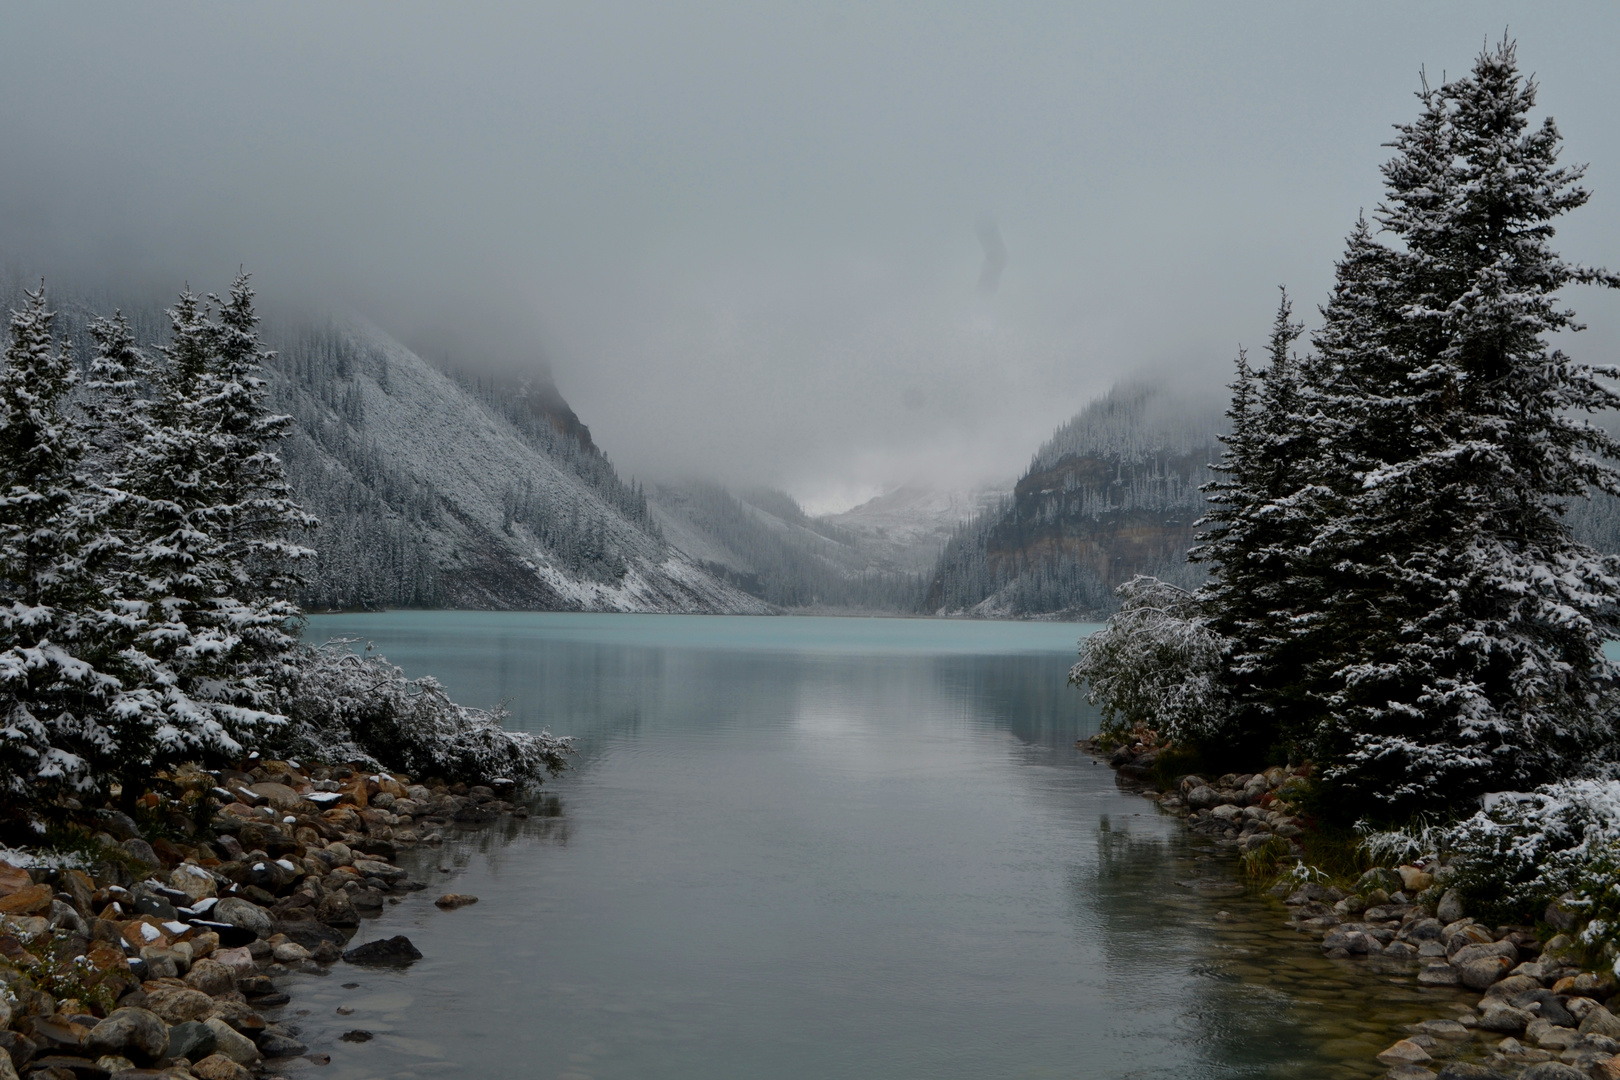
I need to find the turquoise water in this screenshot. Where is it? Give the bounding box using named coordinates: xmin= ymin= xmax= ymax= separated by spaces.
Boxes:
xmin=282 ymin=612 xmax=1446 ymax=1080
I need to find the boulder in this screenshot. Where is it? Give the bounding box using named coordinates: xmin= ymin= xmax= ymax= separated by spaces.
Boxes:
xmin=0 ymin=885 xmax=52 ymax=917
xmin=1356 ymin=867 xmax=1403 ymax=895
xmin=121 ymin=838 xmax=159 ymax=869
xmin=434 ymin=894 xmax=478 ymax=910
xmin=1417 ymin=963 xmax=1461 ymax=987
xmin=1186 ymin=786 xmax=1222 ymax=810
xmin=316 ymin=891 xmax=358 ymax=927
xmin=84 ymin=1007 xmax=168 ymax=1065
xmin=255 ymin=1031 xmax=307 ymax=1058
xmin=213 ymin=946 xmax=255 ymax=977
xmin=1581 ymin=1006 xmax=1620 ymax=1039
xmin=1375 ymin=1039 xmax=1432 ymax=1066
xmin=213 ymin=898 xmax=272 ymax=940
xmin=143 ymin=985 xmax=215 ymax=1025
xmin=191 ymin=1053 xmax=253 ymax=1080
xmin=246 ymin=783 xmax=306 ymax=812
xmin=202 ymin=1019 xmax=260 ymax=1064
xmin=1475 ymin=1005 xmax=1532 ymax=1034
xmin=1459 ymin=956 xmax=1515 ymax=990
xmin=1397 ymin=865 xmax=1435 ymax=892
xmin=1436 ymin=1063 xmax=1512 ymax=1079
xmin=273 ymin=920 xmax=346 ymax=951
xmin=170 ymin=864 xmax=217 ymax=902
xmin=164 ymin=1019 xmax=217 ymax=1062
xmin=184 ymin=957 xmax=236 ymax=998
xmin=342 ymin=935 xmax=422 ymax=966
xmin=0 ymin=862 xmax=31 ymax=898
xmin=1518 ymin=1064 xmax=1591 ymax=1080
xmin=1436 ymin=889 xmax=1465 ymax=924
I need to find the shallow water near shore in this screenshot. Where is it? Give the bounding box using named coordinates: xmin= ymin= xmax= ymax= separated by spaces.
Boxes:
xmin=287 ymin=612 xmax=1478 ymax=1079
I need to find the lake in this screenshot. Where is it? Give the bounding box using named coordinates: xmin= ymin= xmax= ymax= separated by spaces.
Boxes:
xmin=291 ymin=612 xmax=1467 ymax=1079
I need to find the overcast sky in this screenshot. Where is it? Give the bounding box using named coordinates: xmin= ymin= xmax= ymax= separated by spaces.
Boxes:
xmin=2 ymin=3 xmax=1618 ymax=511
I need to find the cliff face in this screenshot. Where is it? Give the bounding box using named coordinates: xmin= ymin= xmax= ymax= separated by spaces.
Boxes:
xmin=926 ymin=383 xmax=1222 ymax=618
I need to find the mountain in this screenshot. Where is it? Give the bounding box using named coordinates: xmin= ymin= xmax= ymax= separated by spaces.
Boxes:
xmin=647 ymin=483 xmax=924 ymax=610
xmin=264 ymin=317 xmax=770 ymax=613
xmin=924 ymin=382 xmax=1223 ymax=618
xmin=824 ymin=484 xmax=1007 ymax=575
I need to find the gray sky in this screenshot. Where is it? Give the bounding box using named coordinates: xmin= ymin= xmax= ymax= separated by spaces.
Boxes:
xmin=3 ymin=3 xmax=1618 ymax=511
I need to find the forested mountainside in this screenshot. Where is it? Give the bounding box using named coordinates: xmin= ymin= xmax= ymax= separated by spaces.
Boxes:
xmin=925 ymin=382 xmax=1223 ymax=618
xmin=0 ymin=279 xmax=767 ymax=614
xmin=262 ymin=317 xmax=768 ymax=612
xmin=648 ymin=482 xmax=925 ymax=610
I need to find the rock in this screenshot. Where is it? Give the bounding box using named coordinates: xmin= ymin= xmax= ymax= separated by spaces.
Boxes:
xmin=1186 ymin=785 xmax=1222 ymax=811
xmin=340 ymin=1030 xmax=374 ymax=1043
xmin=1415 ymin=1019 xmax=1470 ymax=1040
xmin=191 ymin=1053 xmax=253 ymax=1080
xmin=1398 ymin=865 xmax=1435 ymax=892
xmin=434 ymin=893 xmax=478 ymax=910
xmin=246 ymin=782 xmax=306 ymax=812
xmin=1517 ymin=1064 xmax=1590 ymax=1080
xmin=0 ymin=863 xmax=30 ymax=900
xmin=0 ymin=884 xmax=52 ymax=916
xmin=1574 ymin=972 xmax=1617 ymax=998
xmin=184 ymin=957 xmax=236 ymax=998
xmin=1475 ymin=1006 xmax=1532 ymax=1034
xmin=315 ymin=891 xmax=358 ymax=927
xmin=1383 ymin=941 xmax=1418 ymax=959
xmin=169 ymin=864 xmax=217 ymax=903
xmin=84 ymin=1008 xmax=168 ymax=1065
xmin=343 ymin=935 xmax=422 ymax=966
xmin=202 ymin=1019 xmax=260 ymax=1064
xmin=1436 ymin=1063 xmax=1512 ymax=1079
xmin=93 ymin=1056 xmax=133 ymax=1075
xmin=1459 ymin=955 xmax=1515 ymax=989
xmin=1545 ymin=894 xmax=1580 ymax=932
xmin=212 ymin=898 xmax=272 ymax=940
xmin=143 ymin=985 xmax=215 ymax=1025
xmin=255 ymin=1031 xmax=307 ymax=1057
xmin=213 ymin=946 xmax=255 ymax=977
xmin=1418 ymin=963 xmax=1462 ymax=987
xmin=1581 ymin=1007 xmax=1620 ymax=1039
xmin=1385 ymin=1067 xmax=1434 ymax=1080
xmin=273 ymin=920 xmax=346 ymax=951
xmin=164 ymin=1020 xmax=216 ymax=1062
xmin=1376 ymin=1039 xmax=1433 ymax=1065
xmin=121 ymin=838 xmax=159 ymax=868
xmin=271 ymin=942 xmax=311 ymax=963
xmin=1524 ymin=1019 xmax=1578 ymax=1050
xmin=1436 ymin=889 xmax=1465 ymax=923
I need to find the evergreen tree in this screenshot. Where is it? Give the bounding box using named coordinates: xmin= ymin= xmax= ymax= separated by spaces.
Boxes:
xmin=1297 ymin=40 xmax=1620 ymax=815
xmin=1192 ymin=290 xmax=1309 ymax=750
xmin=0 ymin=289 xmax=124 ymax=795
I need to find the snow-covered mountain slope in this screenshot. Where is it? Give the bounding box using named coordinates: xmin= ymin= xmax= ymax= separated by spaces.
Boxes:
xmin=646 ymin=482 xmax=924 ymax=610
xmin=266 ymin=317 xmax=770 ymax=613
xmin=824 ymin=484 xmax=1007 ymax=575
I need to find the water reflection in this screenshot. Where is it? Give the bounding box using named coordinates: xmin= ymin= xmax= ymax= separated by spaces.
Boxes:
xmin=286 ymin=613 xmax=1467 ymax=1080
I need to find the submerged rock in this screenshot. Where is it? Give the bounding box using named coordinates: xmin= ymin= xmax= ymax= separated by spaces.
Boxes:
xmin=342 ymin=935 xmax=422 ymax=966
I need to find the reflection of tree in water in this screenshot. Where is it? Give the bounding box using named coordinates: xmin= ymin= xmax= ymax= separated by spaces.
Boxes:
xmin=933 ymin=653 xmax=1098 ymax=750
xmin=1078 ymin=817 xmax=1332 ymax=1079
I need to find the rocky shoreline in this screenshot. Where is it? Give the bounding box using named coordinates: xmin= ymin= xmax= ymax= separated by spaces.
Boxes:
xmin=0 ymin=756 xmax=523 ymax=1080
xmin=1094 ymin=736 xmax=1620 ymax=1080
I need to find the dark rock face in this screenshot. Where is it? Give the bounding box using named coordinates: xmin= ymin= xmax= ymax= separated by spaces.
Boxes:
xmin=255 ymin=1031 xmax=309 ymax=1058
xmin=342 ymin=936 xmax=422 ymax=966
xmin=165 ymin=1019 xmax=218 ymax=1062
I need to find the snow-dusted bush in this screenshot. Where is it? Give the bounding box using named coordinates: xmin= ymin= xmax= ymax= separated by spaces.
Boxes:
xmin=1446 ymin=780 xmax=1620 ymax=920
xmin=273 ymin=640 xmax=572 ymax=788
xmin=1069 ymin=575 xmax=1231 ymax=744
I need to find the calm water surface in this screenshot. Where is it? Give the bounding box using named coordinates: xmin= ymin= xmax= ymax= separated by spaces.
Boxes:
xmin=287 ymin=613 xmax=1472 ymax=1080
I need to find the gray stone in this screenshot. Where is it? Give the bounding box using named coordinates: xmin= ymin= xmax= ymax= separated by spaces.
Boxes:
xmin=84 ymin=1007 xmax=168 ymax=1065
xmin=255 ymin=1031 xmax=307 ymax=1058
xmin=1417 ymin=963 xmax=1461 ymax=987
xmin=1517 ymin=1064 xmax=1589 ymax=1080
xmin=1452 ymin=940 xmax=1518 ymax=966
xmin=184 ymin=957 xmax=236 ymax=998
xmin=164 ymin=1020 xmax=217 ymax=1062
xmin=121 ymin=838 xmax=159 ymax=868
xmin=213 ymin=897 xmax=272 ymax=940
xmin=1436 ymin=1066 xmax=1512 ymax=1080
xmin=1474 ymin=1005 xmax=1532 ymax=1034
xmin=1186 ymin=785 xmax=1222 ymax=811
xmin=343 ymin=935 xmax=422 ymax=966
xmin=1436 ymin=888 xmax=1465 ymax=923
xmin=1578 ymin=1005 xmax=1620 ymax=1038
xmin=1356 ymin=867 xmax=1403 ymax=894
xmin=202 ymin=1018 xmax=260 ymax=1064
xmin=1438 ymin=1062 xmax=1509 ymax=1080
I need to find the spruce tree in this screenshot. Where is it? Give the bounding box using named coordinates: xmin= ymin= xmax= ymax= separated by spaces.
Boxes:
xmin=1301 ymin=40 xmax=1620 ymax=815
xmin=0 ymin=289 xmax=121 ymax=796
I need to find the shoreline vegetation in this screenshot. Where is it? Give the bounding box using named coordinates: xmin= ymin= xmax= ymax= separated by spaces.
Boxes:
xmin=0 ymin=245 xmax=572 ymax=1074
xmin=1070 ymin=38 xmax=1620 ymax=1080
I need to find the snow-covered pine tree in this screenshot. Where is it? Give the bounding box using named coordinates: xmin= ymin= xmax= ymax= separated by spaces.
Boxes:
xmin=1191 ymin=290 xmax=1310 ymax=751
xmin=0 ymin=288 xmax=126 ymax=797
xmin=1302 ymin=39 xmax=1620 ymax=816
xmin=112 ymin=283 xmax=306 ymax=777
